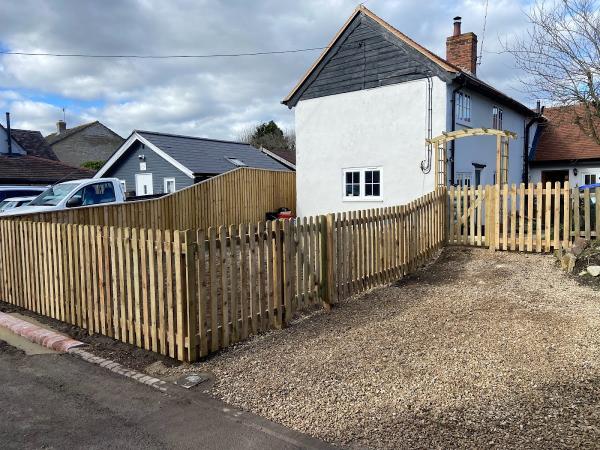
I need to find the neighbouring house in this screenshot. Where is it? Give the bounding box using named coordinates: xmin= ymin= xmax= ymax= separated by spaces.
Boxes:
xmin=529 ymin=105 xmax=600 ymax=186
xmin=283 ymin=5 xmax=535 ymax=217
xmin=260 ymin=147 xmax=296 ymax=170
xmin=45 ymin=120 xmax=124 ymax=168
xmin=0 ymin=115 xmax=93 ymax=185
xmin=94 ymin=130 xmax=291 ymax=197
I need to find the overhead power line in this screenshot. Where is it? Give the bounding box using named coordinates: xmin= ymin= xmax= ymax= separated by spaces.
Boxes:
xmin=0 ymin=46 xmax=328 ymax=59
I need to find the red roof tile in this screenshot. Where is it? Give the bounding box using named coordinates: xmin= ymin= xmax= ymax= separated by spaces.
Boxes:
xmin=0 ymin=155 xmax=95 ymax=184
xmin=534 ymin=105 xmax=600 ymax=161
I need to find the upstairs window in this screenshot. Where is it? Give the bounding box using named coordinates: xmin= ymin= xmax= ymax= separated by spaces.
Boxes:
xmin=492 ymin=106 xmax=503 ymax=129
xmin=456 ymin=92 xmax=471 ymax=123
xmin=343 ymin=167 xmax=382 ymax=201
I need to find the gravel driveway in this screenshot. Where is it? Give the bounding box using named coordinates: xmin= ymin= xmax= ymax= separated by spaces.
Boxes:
xmin=195 ymin=247 xmax=600 ymax=449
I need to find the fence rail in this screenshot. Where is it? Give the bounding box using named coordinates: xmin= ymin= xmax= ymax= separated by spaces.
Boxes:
xmin=448 ymin=182 xmax=598 ymax=252
xmin=0 ymin=189 xmax=446 ymax=362
xmin=11 ymin=168 xmax=296 ymax=231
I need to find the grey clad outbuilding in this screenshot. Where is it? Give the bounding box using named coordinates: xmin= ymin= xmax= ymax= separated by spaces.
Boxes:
xmin=95 ymin=130 xmax=290 ymax=197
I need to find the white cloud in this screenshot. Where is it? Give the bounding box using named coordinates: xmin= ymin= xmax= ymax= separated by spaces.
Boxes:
xmin=0 ymin=0 xmax=534 ymax=138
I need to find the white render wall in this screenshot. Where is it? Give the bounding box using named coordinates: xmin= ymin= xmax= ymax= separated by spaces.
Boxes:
xmin=451 ymin=87 xmax=528 ymax=187
xmin=295 ymin=78 xmax=447 ymax=217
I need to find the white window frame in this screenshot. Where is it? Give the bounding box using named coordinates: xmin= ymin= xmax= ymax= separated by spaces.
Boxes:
xmin=492 ymin=106 xmax=503 ymax=129
xmin=163 ymin=177 xmax=176 ymax=194
xmin=580 ymin=169 xmax=600 ymax=186
xmin=456 ymin=172 xmax=472 ymax=188
xmin=342 ymin=167 xmax=383 ymax=202
xmin=456 ymin=91 xmax=471 ymax=124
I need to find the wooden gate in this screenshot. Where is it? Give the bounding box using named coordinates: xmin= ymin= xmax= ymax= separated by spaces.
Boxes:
xmin=448 ymin=182 xmax=599 ymax=252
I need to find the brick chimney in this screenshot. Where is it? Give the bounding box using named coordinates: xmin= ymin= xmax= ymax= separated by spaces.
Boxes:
xmin=446 ymin=16 xmax=478 ymax=76
xmin=56 ymin=119 xmax=67 ymax=134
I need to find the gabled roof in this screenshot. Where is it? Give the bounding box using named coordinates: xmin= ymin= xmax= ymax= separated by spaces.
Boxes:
xmin=45 ymin=120 xmax=123 ymax=146
xmin=45 ymin=121 xmax=98 ymax=145
xmin=531 ymin=105 xmax=600 ymax=162
xmin=95 ymin=130 xmax=291 ymax=178
xmin=10 ymin=129 xmax=58 ymax=160
xmin=283 ymin=5 xmax=456 ymax=106
xmin=0 ymin=155 xmax=94 ymax=184
xmin=282 ymin=5 xmax=534 ymax=116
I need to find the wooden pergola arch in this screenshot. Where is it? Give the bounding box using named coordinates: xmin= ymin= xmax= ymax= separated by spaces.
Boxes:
xmin=426 ymin=128 xmax=517 ymax=188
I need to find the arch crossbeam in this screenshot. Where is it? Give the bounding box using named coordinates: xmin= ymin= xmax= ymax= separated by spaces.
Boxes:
xmin=428 ymin=128 xmax=516 ymax=188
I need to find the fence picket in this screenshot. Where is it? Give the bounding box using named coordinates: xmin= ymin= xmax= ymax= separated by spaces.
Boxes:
xmin=3 ymin=184 xmax=593 ymax=365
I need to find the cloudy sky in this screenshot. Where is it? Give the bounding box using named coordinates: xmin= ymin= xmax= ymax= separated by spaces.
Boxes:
xmin=0 ymin=0 xmax=534 ymax=139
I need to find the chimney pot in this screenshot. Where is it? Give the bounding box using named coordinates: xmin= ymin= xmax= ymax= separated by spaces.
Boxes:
xmin=453 ymin=16 xmax=462 ymax=36
xmin=57 ymin=120 xmax=67 ymax=134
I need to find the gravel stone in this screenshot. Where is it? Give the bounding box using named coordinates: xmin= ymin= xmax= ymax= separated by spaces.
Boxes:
xmin=182 ymin=248 xmax=600 ymax=448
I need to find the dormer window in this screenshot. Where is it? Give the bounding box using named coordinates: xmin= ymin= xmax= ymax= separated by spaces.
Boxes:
xmin=226 ymin=157 xmax=246 ymax=167
xmin=456 ymin=92 xmax=471 ymax=123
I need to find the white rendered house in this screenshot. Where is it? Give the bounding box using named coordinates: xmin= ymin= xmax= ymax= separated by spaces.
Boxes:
xmin=283 ymin=6 xmax=536 ymax=217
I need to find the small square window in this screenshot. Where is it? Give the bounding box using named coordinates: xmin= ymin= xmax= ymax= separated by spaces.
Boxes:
xmin=164 ymin=178 xmax=176 ymax=193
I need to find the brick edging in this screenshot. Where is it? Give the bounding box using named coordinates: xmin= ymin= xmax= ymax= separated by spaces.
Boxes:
xmin=68 ymin=348 xmax=168 ymax=392
xmin=0 ymin=311 xmax=84 ymax=352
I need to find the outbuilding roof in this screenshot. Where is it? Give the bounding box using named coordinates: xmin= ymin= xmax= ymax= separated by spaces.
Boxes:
xmin=0 ymin=155 xmax=94 ymax=184
xmin=96 ymin=130 xmax=290 ymax=179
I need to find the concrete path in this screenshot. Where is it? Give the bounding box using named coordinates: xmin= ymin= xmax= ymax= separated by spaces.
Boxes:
xmin=0 ymin=340 xmax=334 ymax=450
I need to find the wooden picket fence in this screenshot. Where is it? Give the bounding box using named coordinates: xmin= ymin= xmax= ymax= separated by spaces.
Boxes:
xmin=11 ymin=167 xmax=296 ymax=231
xmin=0 ymin=189 xmax=446 ymax=362
xmin=448 ymin=182 xmax=598 ymax=252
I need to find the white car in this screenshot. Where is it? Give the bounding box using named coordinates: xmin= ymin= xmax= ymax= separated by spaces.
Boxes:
xmin=0 ymin=178 xmax=127 ymax=216
xmin=0 ymin=196 xmax=36 ymax=213
xmin=0 ymin=185 xmax=47 ymax=202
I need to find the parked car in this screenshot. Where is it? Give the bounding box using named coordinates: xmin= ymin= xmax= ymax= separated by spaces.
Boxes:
xmin=0 ymin=196 xmax=36 ymax=213
xmin=0 ymin=185 xmax=47 ymax=202
xmin=0 ymin=178 xmax=126 ymax=216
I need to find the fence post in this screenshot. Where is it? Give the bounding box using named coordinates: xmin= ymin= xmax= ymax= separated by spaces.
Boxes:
xmin=319 ymin=214 xmax=334 ymax=311
xmin=183 ymin=229 xmax=198 ymax=362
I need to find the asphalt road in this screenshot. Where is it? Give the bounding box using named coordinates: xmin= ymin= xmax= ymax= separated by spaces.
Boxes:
xmin=0 ymin=341 xmax=334 ymax=450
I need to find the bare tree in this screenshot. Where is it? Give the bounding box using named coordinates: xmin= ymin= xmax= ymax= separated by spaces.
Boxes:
xmin=505 ymin=0 xmax=600 ymax=142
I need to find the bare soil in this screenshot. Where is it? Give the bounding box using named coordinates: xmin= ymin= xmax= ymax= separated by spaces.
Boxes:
xmin=0 ymin=302 xmax=181 ymax=372
xmin=174 ymin=247 xmax=600 ymax=449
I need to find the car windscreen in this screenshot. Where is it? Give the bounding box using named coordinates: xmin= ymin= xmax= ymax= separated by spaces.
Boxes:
xmin=29 ymin=183 xmax=79 ymax=206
